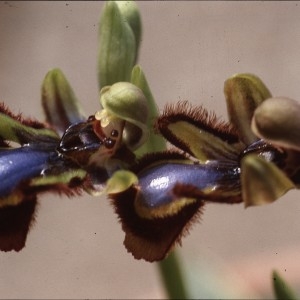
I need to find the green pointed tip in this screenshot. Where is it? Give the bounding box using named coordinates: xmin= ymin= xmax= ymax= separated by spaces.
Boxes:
xmin=272 ymin=270 xmax=298 ymax=300
xmin=105 ymin=170 xmax=138 ymax=194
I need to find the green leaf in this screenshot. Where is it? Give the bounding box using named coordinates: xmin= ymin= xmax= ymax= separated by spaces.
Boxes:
xmin=131 ymin=65 xmax=166 ymax=155
xmin=224 ymin=73 xmax=272 ymax=145
xmin=98 ymin=1 xmax=136 ymax=88
xmin=272 ymin=270 xmax=298 ymax=300
xmin=41 ymin=68 xmax=85 ymax=136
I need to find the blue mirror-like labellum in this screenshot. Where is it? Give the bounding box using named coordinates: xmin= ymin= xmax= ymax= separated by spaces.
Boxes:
xmin=137 ymin=161 xmax=240 ymax=208
xmin=0 ymin=147 xmax=52 ymax=196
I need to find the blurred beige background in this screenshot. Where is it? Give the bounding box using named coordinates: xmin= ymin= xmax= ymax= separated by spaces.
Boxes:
xmin=1 ymin=1 xmax=300 ymax=299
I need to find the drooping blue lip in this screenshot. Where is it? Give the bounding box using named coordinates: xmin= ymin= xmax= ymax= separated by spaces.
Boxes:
xmin=0 ymin=147 xmax=52 ymax=197
xmin=136 ymin=161 xmax=241 ymax=208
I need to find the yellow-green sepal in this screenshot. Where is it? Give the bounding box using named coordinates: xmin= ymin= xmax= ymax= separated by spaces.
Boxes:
xmin=131 ymin=65 xmax=166 ymax=155
xmin=41 ymin=68 xmax=85 ymax=136
xmin=224 ymin=73 xmax=272 ymax=145
xmin=241 ymin=154 xmax=295 ymax=207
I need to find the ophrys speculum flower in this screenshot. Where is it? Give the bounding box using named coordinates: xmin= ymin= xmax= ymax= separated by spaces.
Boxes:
xmin=108 ymin=74 xmax=299 ymax=262
xmin=0 ymin=70 xmax=299 ymax=261
xmin=1 ymin=70 xmax=300 ymax=262
xmin=0 ymin=71 xmax=148 ymax=251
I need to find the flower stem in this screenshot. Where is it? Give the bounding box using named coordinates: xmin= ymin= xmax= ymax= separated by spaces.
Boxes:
xmin=157 ymin=251 xmax=189 ymax=299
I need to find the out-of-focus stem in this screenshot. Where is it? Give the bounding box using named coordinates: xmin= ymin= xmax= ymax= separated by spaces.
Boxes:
xmin=157 ymin=251 xmax=189 ymax=299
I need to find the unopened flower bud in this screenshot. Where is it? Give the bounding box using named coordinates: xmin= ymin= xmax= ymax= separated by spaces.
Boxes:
xmin=251 ymin=97 xmax=300 ymax=151
xmin=99 ymin=82 xmax=148 ymax=150
xmin=98 ymin=1 xmax=137 ymax=88
xmin=116 ymin=1 xmax=142 ymax=60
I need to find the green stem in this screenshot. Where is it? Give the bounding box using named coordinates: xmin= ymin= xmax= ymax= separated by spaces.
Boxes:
xmin=157 ymin=251 xmax=189 ymax=299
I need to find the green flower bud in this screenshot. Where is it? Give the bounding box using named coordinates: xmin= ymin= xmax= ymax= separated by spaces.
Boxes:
xmin=98 ymin=82 xmax=149 ymax=150
xmin=241 ymin=154 xmax=295 ymax=207
xmin=41 ymin=68 xmax=85 ymax=136
xmin=98 ymin=1 xmax=137 ymax=88
xmin=251 ymin=97 xmax=300 ymax=151
xmin=116 ymin=1 xmax=142 ymax=61
xmin=224 ymin=73 xmax=272 ymax=145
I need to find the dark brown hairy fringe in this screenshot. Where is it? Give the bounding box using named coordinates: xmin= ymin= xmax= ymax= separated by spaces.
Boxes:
xmin=0 ymin=197 xmax=37 ymax=252
xmin=0 ymin=102 xmax=46 ymax=129
xmin=110 ymin=185 xmax=205 ymax=262
xmin=156 ymin=100 xmax=239 ymax=143
xmin=0 ymin=172 xmax=86 ymax=252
